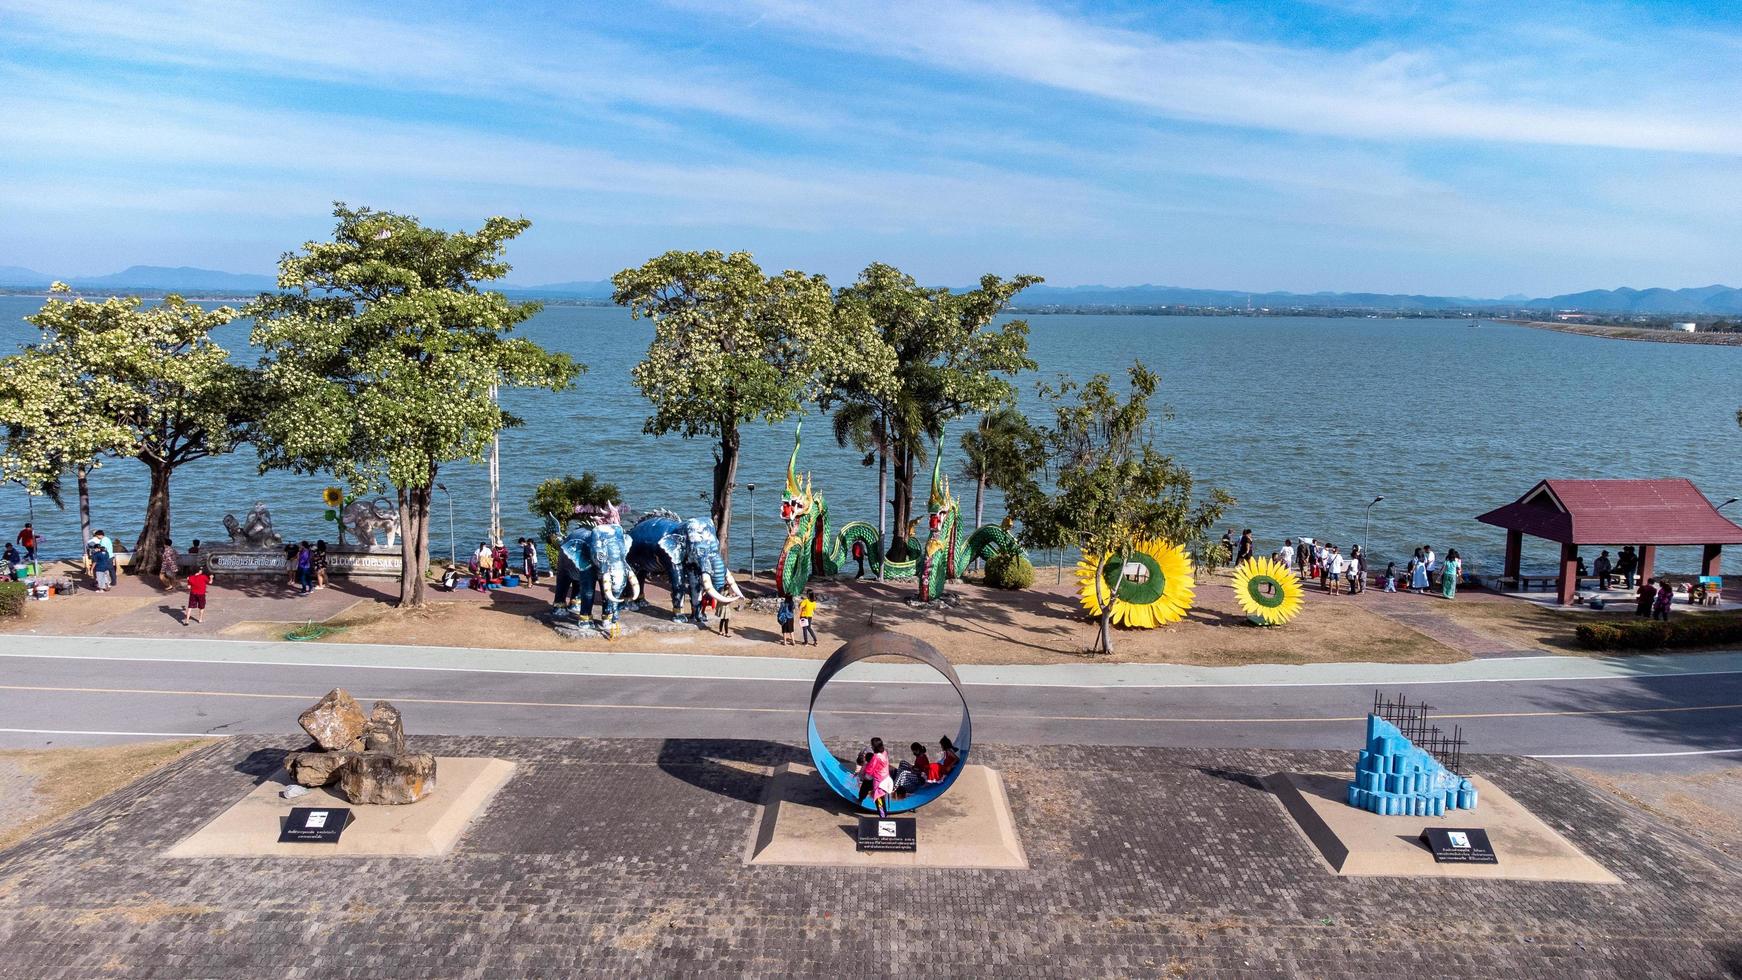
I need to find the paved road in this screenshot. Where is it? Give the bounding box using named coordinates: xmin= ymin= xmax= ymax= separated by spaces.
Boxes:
xmin=4 ymin=638 xmax=1741 ymax=772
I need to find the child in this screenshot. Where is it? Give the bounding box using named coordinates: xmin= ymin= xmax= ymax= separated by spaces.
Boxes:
xmin=1384 ymin=561 xmax=1397 ymax=593
xmin=184 ymin=566 xmax=212 ymax=625
xmin=717 ymin=595 xmax=734 ymax=637
xmin=894 ymin=742 xmax=934 ymax=795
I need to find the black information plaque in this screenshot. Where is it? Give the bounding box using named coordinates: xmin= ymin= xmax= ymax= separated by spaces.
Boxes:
xmin=278 ymin=807 xmax=353 ymax=844
xmin=856 ymin=817 xmax=917 ymax=853
xmin=1420 ymin=827 xmax=1498 ymax=864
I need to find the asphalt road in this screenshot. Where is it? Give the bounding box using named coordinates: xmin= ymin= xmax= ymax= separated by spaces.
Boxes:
xmin=3 ymin=645 xmax=1740 ymax=773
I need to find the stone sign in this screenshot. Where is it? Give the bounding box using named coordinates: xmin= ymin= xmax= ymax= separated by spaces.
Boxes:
xmin=1420 ymin=827 xmax=1498 ymax=864
xmin=203 ymin=548 xmax=403 ymax=578
xmin=856 ymin=816 xmax=917 ymax=853
xmin=277 ymin=806 xmax=353 ymax=844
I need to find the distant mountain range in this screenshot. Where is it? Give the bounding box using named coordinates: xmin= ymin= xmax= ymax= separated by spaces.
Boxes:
xmin=2 ymin=264 xmax=1739 ymax=314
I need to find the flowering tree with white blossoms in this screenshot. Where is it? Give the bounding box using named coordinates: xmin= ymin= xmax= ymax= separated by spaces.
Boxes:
xmin=249 ymin=205 xmax=580 ymax=607
xmin=1 ymin=285 xmax=247 ymax=571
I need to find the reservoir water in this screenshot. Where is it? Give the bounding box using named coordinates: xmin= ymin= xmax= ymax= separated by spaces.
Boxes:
xmin=2 ymin=296 xmax=1738 ymax=577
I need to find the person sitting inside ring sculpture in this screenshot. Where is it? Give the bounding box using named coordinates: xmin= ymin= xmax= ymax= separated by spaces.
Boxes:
xmin=848 ymin=736 xmax=961 ymax=818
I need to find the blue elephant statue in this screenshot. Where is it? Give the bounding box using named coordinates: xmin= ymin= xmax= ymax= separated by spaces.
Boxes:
xmin=553 ymin=504 xmax=640 ymax=636
xmin=628 ymin=511 xmax=739 ymax=628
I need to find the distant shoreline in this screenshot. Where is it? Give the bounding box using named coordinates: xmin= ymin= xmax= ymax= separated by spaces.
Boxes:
xmin=1500 ymin=318 xmax=1742 ymax=346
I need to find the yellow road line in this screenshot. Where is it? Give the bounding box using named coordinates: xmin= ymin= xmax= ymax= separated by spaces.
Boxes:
xmin=2 ymin=684 xmax=1739 ymax=725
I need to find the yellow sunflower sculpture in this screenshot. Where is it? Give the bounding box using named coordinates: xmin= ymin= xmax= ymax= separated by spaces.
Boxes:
xmin=1076 ymin=538 xmax=1196 ymax=628
xmin=322 ymin=486 xmax=346 ymax=508
xmin=1231 ymin=557 xmax=1304 ymax=626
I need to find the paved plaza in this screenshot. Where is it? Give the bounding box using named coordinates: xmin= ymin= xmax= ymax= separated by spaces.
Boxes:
xmin=0 ymin=735 xmax=1737 ymax=978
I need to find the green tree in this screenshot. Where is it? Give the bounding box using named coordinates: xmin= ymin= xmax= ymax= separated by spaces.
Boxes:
xmin=959 ymin=405 xmax=1045 ymax=528
xmin=829 ymin=401 xmax=896 ymax=548
xmin=250 ymin=204 xmax=581 ymax=607
xmin=614 ymin=250 xmax=892 ymax=561
xmin=528 ymin=472 xmax=623 ymax=527
xmin=1010 ymin=361 xmax=1232 ymax=655
xmin=829 ymin=263 xmax=1039 ymax=562
xmin=2 ymin=285 xmax=248 ymax=572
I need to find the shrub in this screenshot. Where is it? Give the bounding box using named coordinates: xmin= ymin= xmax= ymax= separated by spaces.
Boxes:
xmin=0 ymin=581 xmax=26 ymax=618
xmin=985 ymin=550 xmax=1036 ymax=590
xmin=1574 ymin=615 xmax=1742 ymax=651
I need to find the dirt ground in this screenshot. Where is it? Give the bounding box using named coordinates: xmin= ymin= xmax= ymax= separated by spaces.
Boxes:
xmin=0 ymin=740 xmax=209 ymax=853
xmin=301 ymin=566 xmax=1468 ymax=666
xmin=1565 ymin=766 xmax=1742 ymax=862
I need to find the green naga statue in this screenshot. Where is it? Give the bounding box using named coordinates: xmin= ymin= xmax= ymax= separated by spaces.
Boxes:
xmin=917 ymin=443 xmax=1025 ymax=602
xmin=776 ymin=423 xmax=918 ymax=597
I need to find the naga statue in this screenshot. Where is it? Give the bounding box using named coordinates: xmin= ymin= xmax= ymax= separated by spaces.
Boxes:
xmin=555 ymin=501 xmax=640 ymax=637
xmin=917 ymin=442 xmax=1026 ymax=602
xmin=775 ymin=423 xmax=917 ymax=598
xmin=627 ymin=510 xmax=741 ymax=628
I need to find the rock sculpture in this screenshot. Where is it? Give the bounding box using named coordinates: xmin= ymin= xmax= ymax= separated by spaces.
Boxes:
xmin=221 ymin=502 xmax=282 ymax=548
xmin=284 ymin=687 xmax=435 ymax=805
xmin=339 ymin=496 xmax=401 ymax=549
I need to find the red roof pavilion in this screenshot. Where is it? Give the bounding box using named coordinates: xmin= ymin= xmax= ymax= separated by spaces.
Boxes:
xmin=1477 ymin=479 xmax=1742 ymax=604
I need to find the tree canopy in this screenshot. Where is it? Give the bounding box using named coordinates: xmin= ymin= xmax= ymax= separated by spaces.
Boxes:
xmin=250 ymin=204 xmax=580 ymax=606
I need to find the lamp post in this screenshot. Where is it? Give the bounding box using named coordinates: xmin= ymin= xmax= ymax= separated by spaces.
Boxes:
xmin=745 ymin=483 xmax=757 ymax=575
xmin=1364 ymin=495 xmax=1384 ymax=561
xmin=435 ymin=482 xmax=455 ymax=566
xmin=1719 ymin=497 xmax=1739 ymax=513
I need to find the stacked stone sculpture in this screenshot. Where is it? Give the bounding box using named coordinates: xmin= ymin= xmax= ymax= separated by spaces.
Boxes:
xmin=1345 ymin=714 xmax=1476 ymax=817
xmin=284 ymin=688 xmax=436 ymax=805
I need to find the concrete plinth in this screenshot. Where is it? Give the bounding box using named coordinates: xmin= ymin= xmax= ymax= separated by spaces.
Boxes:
xmin=166 ymin=757 xmax=515 ymax=858
xmin=1265 ymin=771 xmax=1617 ymax=883
xmin=746 ymin=763 xmax=1027 ymax=869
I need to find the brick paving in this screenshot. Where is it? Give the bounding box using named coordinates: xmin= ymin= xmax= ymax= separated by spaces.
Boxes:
xmin=0 ymin=737 xmax=1738 ymax=978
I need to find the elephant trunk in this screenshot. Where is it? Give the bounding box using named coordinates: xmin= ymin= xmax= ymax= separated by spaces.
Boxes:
xmin=700 ymin=554 xmax=734 ymax=604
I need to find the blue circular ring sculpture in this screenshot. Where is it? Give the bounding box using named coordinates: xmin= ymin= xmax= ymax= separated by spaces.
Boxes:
xmin=807 ymin=631 xmax=971 ymax=814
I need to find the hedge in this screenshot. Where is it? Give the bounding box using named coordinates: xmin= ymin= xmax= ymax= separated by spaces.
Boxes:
xmin=0 ymin=581 xmax=26 ymax=618
xmin=985 ymin=551 xmax=1036 ymax=590
xmin=1574 ymin=615 xmax=1742 ymax=651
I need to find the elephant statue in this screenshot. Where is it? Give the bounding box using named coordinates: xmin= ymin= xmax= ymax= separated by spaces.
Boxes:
xmin=340 ymin=497 xmax=400 ymax=549
xmin=628 ymin=511 xmax=738 ymax=628
xmin=553 ymin=503 xmax=639 ymax=636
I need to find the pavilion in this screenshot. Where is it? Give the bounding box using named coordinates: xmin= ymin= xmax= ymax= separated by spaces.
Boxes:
xmin=1476 ymin=478 xmax=1742 ymax=605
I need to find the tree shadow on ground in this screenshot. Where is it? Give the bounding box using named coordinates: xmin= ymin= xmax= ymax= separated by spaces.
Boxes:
xmin=655 ymin=738 xmax=802 ymax=806
xmin=1189 ymin=765 xmax=1265 ymax=792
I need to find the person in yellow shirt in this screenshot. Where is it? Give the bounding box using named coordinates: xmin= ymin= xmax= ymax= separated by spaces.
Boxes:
xmin=798 ymin=591 xmax=818 ymax=646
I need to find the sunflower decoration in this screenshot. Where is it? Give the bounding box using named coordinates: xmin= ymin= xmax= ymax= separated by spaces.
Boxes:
xmin=1076 ymin=538 xmax=1196 ymax=628
xmin=322 ymin=486 xmax=346 ymax=509
xmin=1231 ymin=556 xmax=1304 ymax=626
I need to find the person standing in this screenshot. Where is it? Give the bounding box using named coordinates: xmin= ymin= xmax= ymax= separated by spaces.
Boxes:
xmin=1219 ymin=530 xmax=1234 ymax=565
xmin=15 ymin=523 xmax=36 ymax=564
xmin=1235 ymin=529 xmax=1254 ymax=566
xmin=799 ymin=591 xmax=819 ymax=646
xmin=1409 ymin=548 xmax=1429 ymax=594
xmin=295 ymin=541 xmax=314 ymax=595
xmin=313 ymin=540 xmax=329 ymax=589
xmin=520 ymin=537 xmax=540 ymax=585
xmin=1439 ymin=549 xmax=1462 ymax=599
xmin=1383 ymin=560 xmax=1398 ymax=592
xmin=1279 ymin=538 xmax=1296 ymax=571
xmin=1594 ymin=550 xmax=1613 ymax=591
xmin=474 ymin=541 xmax=493 ymax=581
xmin=158 ymin=539 xmax=181 ymax=592
xmin=89 ymin=536 xmax=115 ymax=592
xmin=1347 ymin=547 xmax=1364 ymax=595
xmin=284 ymin=542 xmax=299 ymax=587
xmin=1635 ymin=578 xmax=1657 ymax=618
xmin=1652 ymin=580 xmax=1673 ymax=621
xmin=778 ymin=595 xmax=796 ymax=645
xmin=1617 ymin=546 xmax=1638 ymax=589
xmin=184 ymin=565 xmax=212 ymax=625
xmin=851 ymin=538 xmax=867 ymax=579
xmin=1326 ymin=547 xmax=1344 ymax=595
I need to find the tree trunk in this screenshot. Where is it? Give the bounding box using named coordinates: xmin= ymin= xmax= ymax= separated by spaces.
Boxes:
xmin=397 ymin=475 xmax=434 ymax=608
xmin=133 ymin=459 xmax=172 ymax=576
xmin=889 ymin=441 xmax=915 ymax=561
xmin=76 ymin=464 xmax=92 ymax=550
xmin=975 ymin=473 xmax=986 ymax=529
xmin=876 ymin=448 xmax=888 ymax=581
xmin=713 ymin=426 xmax=740 ymax=563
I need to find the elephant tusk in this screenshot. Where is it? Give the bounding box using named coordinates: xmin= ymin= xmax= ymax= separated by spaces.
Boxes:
xmin=701 ymin=573 xmax=728 ymax=604
xmin=722 ymin=572 xmax=745 ymax=603
xmin=625 ymin=568 xmax=641 ymax=602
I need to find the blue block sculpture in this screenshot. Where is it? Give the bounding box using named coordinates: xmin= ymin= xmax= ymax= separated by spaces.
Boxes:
xmin=1345 ymin=715 xmax=1476 ymax=816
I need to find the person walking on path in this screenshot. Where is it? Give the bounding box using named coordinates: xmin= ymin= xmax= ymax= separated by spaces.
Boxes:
xmin=15 ymin=523 xmax=36 ymax=564
xmin=778 ymin=595 xmax=796 ymax=645
xmin=183 ymin=566 xmax=212 ymax=625
xmin=1383 ymin=560 xmax=1398 ymax=592
xmin=1439 ymin=549 xmax=1462 ymax=599
xmin=313 ymin=540 xmax=329 ymax=589
xmin=158 ymin=539 xmax=181 ymax=592
xmin=1235 ymin=529 xmax=1254 ymax=566
xmin=1409 ymin=548 xmax=1429 ymax=594
xmin=1617 ymin=546 xmax=1638 ymax=589
xmin=1594 ymin=550 xmax=1613 ymax=591
xmin=799 ymin=591 xmax=819 ymax=646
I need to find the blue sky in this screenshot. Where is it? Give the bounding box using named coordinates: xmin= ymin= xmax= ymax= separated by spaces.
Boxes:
xmin=2 ymin=0 xmax=1738 ymax=295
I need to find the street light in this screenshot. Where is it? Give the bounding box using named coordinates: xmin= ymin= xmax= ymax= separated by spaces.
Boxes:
xmin=435 ymin=482 xmax=455 ymax=566
xmin=1364 ymin=495 xmax=1384 ymax=561
xmin=745 ymin=483 xmax=757 ymax=575
xmin=1718 ymin=497 xmax=1739 ymax=513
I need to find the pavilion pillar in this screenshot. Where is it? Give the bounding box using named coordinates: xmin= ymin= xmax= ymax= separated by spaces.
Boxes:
xmin=1702 ymin=544 xmax=1722 ymax=578
xmin=1556 ymin=542 xmax=1579 ymax=605
xmin=1503 ymin=530 xmax=1523 ymax=580
xmin=1637 ymin=544 xmax=1657 ymax=584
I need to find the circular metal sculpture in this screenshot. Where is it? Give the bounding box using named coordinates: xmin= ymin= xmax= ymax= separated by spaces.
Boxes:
xmin=1075 ymin=538 xmax=1196 ymax=628
xmin=807 ymin=632 xmax=971 ymax=814
xmin=1231 ymin=556 xmax=1305 ymax=626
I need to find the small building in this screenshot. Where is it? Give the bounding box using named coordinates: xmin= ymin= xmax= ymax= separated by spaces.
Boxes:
xmin=1674 ymin=322 xmax=1697 ymax=332
xmin=1476 ymin=479 xmax=1742 ymax=604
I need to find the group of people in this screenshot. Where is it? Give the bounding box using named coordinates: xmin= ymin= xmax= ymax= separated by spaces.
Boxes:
xmin=1589 ymin=547 xmax=1642 ymax=591
xmin=849 ymin=736 xmax=961 ymax=817
xmin=1632 ymin=578 xmax=1678 ymax=620
xmin=282 ymin=540 xmax=328 ymax=595
xmin=776 ymin=592 xmax=820 ymax=645
xmin=1277 ymin=538 xmax=1368 ymax=596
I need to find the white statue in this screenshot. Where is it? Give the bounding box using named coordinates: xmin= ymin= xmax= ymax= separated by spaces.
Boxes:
xmin=341 ymin=497 xmax=401 ymax=549
xmin=222 ymin=502 xmax=282 ymax=547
